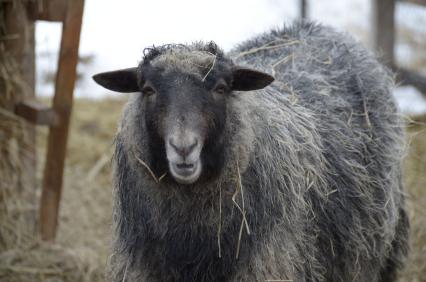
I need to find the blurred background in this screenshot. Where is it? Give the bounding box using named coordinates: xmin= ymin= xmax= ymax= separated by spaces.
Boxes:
xmin=1 ymin=0 xmax=425 ymax=281
xmin=36 ymin=0 xmax=426 ymax=110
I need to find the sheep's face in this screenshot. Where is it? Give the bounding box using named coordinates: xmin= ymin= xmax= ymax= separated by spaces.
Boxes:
xmin=142 ymin=64 xmax=229 ymax=185
xmin=93 ymin=47 xmax=274 ymax=185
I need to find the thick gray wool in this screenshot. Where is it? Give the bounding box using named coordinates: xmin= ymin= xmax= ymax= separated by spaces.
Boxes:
xmin=111 ymin=22 xmax=409 ymax=282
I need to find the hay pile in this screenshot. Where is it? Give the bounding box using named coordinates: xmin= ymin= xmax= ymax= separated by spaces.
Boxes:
xmin=0 ymin=2 xmax=40 ymax=280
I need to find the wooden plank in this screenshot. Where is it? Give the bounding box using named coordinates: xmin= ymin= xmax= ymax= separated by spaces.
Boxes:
xmin=28 ymin=0 xmax=67 ymax=22
xmin=400 ymin=0 xmax=426 ymax=6
xmin=394 ymin=67 xmax=426 ymax=95
xmin=15 ymin=100 xmax=59 ymax=126
xmin=39 ymin=0 xmax=85 ymax=241
xmin=372 ymin=0 xmax=395 ymax=66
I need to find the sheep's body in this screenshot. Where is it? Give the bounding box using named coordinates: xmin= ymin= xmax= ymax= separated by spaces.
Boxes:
xmin=111 ymin=22 xmax=408 ymax=281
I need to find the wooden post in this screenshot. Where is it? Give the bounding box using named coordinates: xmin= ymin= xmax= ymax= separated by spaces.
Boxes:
xmin=39 ymin=0 xmax=85 ymax=241
xmin=300 ymin=0 xmax=308 ymax=19
xmin=371 ymin=0 xmax=396 ymax=66
xmin=371 ymin=0 xmax=426 ymax=95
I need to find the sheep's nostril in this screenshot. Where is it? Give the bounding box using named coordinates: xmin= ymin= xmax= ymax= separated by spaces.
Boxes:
xmin=188 ymin=140 xmax=198 ymax=153
xmin=169 ymin=139 xmax=198 ymax=158
xmin=169 ymin=140 xmax=180 ymax=153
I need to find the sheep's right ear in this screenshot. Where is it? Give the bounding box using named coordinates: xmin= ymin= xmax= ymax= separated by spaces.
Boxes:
xmin=92 ymin=67 xmax=139 ymax=93
xmin=232 ymin=67 xmax=274 ymax=91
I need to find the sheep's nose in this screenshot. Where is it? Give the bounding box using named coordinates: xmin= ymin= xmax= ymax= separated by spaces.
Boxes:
xmin=169 ymin=138 xmax=198 ymax=158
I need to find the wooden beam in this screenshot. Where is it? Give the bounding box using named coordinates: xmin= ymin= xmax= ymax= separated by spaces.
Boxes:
xmin=29 ymin=0 xmax=67 ymax=22
xmin=39 ymin=0 xmax=85 ymax=241
xmin=15 ymin=100 xmax=59 ymax=126
xmin=372 ymin=0 xmax=396 ymax=66
xmin=400 ymin=0 xmax=426 ymax=6
xmin=394 ymin=67 xmax=426 ymax=94
xmin=300 ymin=0 xmax=308 ymax=19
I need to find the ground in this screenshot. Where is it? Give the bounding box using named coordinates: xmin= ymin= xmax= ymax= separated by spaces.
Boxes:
xmin=0 ymin=97 xmax=425 ymax=281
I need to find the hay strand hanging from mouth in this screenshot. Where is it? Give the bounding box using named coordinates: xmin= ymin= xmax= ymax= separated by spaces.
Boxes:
xmin=158 ymin=172 xmax=167 ymax=182
xmin=133 ymin=148 xmax=166 ymax=183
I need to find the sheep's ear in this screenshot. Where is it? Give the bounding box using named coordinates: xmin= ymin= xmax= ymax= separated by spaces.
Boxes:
xmin=92 ymin=67 xmax=139 ymax=93
xmin=232 ymin=67 xmax=274 ymax=91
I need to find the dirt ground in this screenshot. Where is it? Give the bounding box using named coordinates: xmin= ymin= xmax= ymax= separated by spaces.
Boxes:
xmin=1 ymin=97 xmax=425 ymax=281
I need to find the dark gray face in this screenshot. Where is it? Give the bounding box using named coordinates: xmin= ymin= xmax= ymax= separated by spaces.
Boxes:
xmin=93 ymin=52 xmax=274 ymax=185
xmin=142 ymin=68 xmax=230 ymax=184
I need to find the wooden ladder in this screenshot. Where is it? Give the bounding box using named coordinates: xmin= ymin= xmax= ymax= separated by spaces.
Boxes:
xmin=14 ymin=0 xmax=85 ymax=241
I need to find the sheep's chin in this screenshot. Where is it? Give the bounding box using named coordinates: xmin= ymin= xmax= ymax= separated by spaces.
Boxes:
xmin=169 ymin=160 xmax=202 ymax=185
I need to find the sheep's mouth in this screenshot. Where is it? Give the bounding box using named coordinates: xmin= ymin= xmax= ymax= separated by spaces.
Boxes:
xmin=169 ymin=160 xmax=201 ymax=185
xmin=176 ymin=163 xmax=194 ymax=170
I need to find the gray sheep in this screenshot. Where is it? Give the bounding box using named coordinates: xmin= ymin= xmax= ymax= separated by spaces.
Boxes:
xmin=93 ymin=22 xmax=409 ymax=281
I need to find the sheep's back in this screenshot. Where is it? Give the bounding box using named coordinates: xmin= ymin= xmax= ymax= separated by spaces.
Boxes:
xmin=230 ymin=22 xmax=406 ymax=281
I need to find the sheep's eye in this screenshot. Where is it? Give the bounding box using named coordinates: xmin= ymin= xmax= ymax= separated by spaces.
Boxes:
xmin=214 ymin=84 xmax=227 ymax=95
xmin=142 ymin=86 xmax=156 ymax=96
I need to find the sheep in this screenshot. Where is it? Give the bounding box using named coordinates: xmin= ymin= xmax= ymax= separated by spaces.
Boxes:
xmin=93 ymin=22 xmax=409 ymax=282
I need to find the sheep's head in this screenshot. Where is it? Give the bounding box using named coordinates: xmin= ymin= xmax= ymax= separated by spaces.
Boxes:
xmin=93 ymin=43 xmax=274 ymax=185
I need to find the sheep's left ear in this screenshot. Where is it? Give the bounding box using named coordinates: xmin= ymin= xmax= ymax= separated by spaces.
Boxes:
xmin=92 ymin=67 xmax=139 ymax=93
xmin=232 ymin=67 xmax=274 ymax=91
